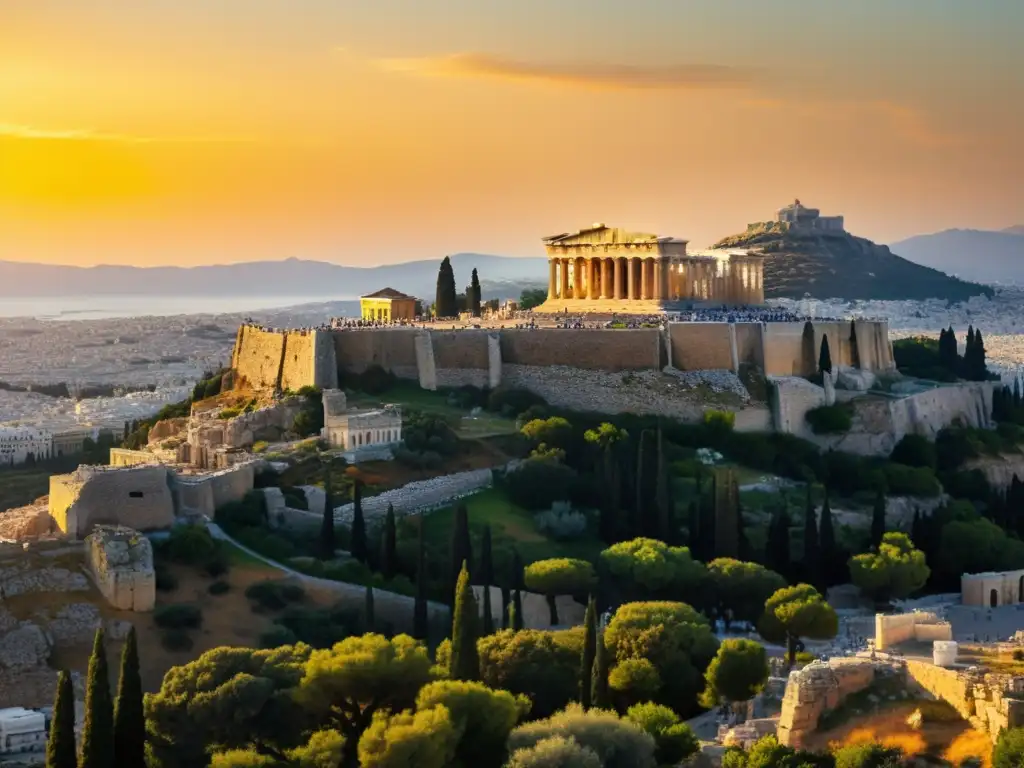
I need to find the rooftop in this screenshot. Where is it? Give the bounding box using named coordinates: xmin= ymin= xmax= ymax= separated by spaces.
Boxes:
xmin=361 ymin=287 xmax=415 ymax=300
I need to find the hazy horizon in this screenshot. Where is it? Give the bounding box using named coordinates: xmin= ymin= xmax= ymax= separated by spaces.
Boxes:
xmin=2 ymin=1 xmax=1022 ymax=267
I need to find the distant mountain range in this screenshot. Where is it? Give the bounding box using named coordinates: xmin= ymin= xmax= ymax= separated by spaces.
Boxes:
xmin=0 ymin=254 xmax=548 ymax=300
xmin=715 ymin=223 xmax=991 ymax=302
xmin=888 ymin=227 xmax=1024 ymax=285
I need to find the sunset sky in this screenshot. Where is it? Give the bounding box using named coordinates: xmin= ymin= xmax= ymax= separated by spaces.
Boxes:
xmin=1 ymin=1 xmax=1022 ymax=267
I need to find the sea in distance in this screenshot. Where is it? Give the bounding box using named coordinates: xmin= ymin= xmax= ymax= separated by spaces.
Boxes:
xmin=0 ymin=295 xmax=359 ymax=321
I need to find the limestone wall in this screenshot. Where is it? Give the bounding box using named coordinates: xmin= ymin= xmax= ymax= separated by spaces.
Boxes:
xmin=874 ymin=611 xmax=951 ymax=650
xmin=85 ymin=526 xmax=156 ymax=611
xmin=500 ymin=329 xmax=662 ymax=371
xmin=762 ymin=320 xmax=893 ymax=377
xmin=670 ymin=324 xmax=735 ymax=371
xmin=174 ymin=462 xmax=256 ymax=518
xmin=962 ymin=570 xmax=1024 ymax=607
xmin=108 ymin=449 xmax=158 ymax=467
xmin=49 ymin=465 xmax=176 ymax=538
xmin=771 ymin=377 xmax=826 ymax=435
xmin=734 ymin=323 xmax=766 ymax=368
xmin=334 ymin=328 xmax=419 ymax=378
xmin=777 ymin=659 xmax=878 ymax=747
xmin=231 ymin=326 xmax=337 ymax=391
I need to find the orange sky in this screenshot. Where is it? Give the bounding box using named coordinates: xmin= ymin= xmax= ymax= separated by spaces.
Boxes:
xmin=1 ymin=1 xmax=1021 ymax=266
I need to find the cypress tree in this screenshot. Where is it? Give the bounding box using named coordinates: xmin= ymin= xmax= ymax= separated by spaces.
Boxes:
xmin=512 ymin=588 xmax=524 ymax=631
xmin=350 ymin=478 xmax=367 ymax=563
xmin=972 ymin=330 xmax=987 ymax=381
xmin=687 ymin=501 xmax=701 ymax=560
xmin=591 ymin=629 xmax=611 ymax=709
xmin=435 ymin=256 xmax=457 ymax=318
xmin=1015 ymin=377 xmax=1022 ymax=408
xmin=364 ymin=585 xmax=375 ymax=632
xmin=450 ymin=503 xmax=472 ymax=603
xmin=80 ymin=627 xmax=114 ymax=768
xmin=633 ymin=431 xmax=647 ymax=537
xmin=768 ymin=507 xmax=792 ymax=581
xmin=910 ymin=507 xmax=923 ymax=546
xmin=113 ymin=626 xmax=145 ymax=768
xmin=849 ymin=321 xmax=861 ymax=369
xmin=413 ymin=521 xmax=428 ymax=640
xmin=319 ymin=466 xmax=336 ymax=560
xmin=871 ymin=488 xmax=886 ymax=550
xmin=380 ymin=503 xmax=397 ymax=579
xmin=654 ymin=427 xmax=673 ymax=542
xmin=507 ymin=599 xmax=518 ymax=631
xmin=819 ymin=334 xmax=833 ymax=375
xmin=470 ymin=268 xmax=482 ymax=317
xmin=46 ymin=669 xmax=77 ymax=768
xmin=450 ymin=562 xmax=480 ymax=681
xmin=479 ymin=525 xmax=495 ymax=635
xmin=818 ymin=491 xmax=838 ymax=588
xmin=580 ymin=597 xmax=597 ymax=709
xmin=736 ymin=498 xmax=752 ymax=561
xmin=803 ymin=485 xmax=819 ymax=583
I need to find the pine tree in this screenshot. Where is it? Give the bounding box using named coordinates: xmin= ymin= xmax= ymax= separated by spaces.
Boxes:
xmin=450 ymin=562 xmax=480 ymax=681
xmin=871 ymin=489 xmax=886 ymax=550
xmin=113 ymin=626 xmax=145 ymax=768
xmin=818 ymin=334 xmax=833 ymax=375
xmin=380 ymin=503 xmax=397 ymax=579
xmin=80 ymin=627 xmax=114 ymax=768
xmin=364 ymin=585 xmax=376 ymax=632
xmin=818 ymin=490 xmax=838 ymax=587
xmin=803 ymin=485 xmax=819 ymax=584
xmin=46 ymin=669 xmax=77 ymax=768
xmin=350 ymin=478 xmax=367 ymax=563
xmin=479 ymin=525 xmax=495 ymax=635
xmin=435 ymin=256 xmax=458 ymax=318
xmin=470 ymin=268 xmax=482 ymax=317
xmin=450 ymin=503 xmax=472 ymax=604
xmin=580 ymin=597 xmax=597 ymax=709
xmin=591 ymin=629 xmax=611 ymax=709
xmin=413 ymin=521 xmax=428 ymax=640
xmin=319 ymin=466 xmax=336 ymax=560
xmin=512 ymin=588 xmax=524 ymax=631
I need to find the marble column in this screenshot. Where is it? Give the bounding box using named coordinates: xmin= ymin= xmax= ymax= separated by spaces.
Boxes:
xmin=653 ymin=260 xmax=662 ymax=300
xmin=601 ymin=259 xmax=611 ymax=299
xmin=548 ymin=259 xmax=557 ymax=301
xmin=627 ymin=258 xmax=636 ymax=300
xmin=559 ymin=258 xmax=569 ymax=299
xmin=638 ymin=259 xmax=648 ymax=300
xmin=587 ymin=259 xmax=597 ymax=299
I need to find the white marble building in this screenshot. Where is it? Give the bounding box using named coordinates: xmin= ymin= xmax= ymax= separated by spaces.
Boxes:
xmin=320 ymin=389 xmax=402 ymax=462
xmin=0 ymin=426 xmax=52 ymax=465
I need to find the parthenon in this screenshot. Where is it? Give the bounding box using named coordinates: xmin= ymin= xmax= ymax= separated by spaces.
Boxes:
xmin=532 ymin=224 xmax=765 ymax=314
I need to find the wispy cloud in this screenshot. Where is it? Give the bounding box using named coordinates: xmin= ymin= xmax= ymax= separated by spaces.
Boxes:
xmin=374 ymin=52 xmax=756 ymax=90
xmin=0 ymin=123 xmax=254 ymax=144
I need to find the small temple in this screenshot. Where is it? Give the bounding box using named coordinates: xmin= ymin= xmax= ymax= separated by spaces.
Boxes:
xmin=532 ymin=223 xmax=765 ymax=314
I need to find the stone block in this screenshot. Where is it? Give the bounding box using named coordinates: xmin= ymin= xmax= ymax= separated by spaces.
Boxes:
xmin=85 ymin=526 xmax=156 ymax=612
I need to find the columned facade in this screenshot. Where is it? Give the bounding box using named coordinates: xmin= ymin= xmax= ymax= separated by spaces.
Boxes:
xmin=535 ymin=224 xmax=765 ymax=313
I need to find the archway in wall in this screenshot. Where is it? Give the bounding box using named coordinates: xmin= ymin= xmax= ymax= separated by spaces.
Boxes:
xmin=991 ymin=589 xmax=999 ymax=608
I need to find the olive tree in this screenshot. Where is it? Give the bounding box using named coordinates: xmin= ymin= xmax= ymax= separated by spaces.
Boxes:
xmin=357 ymin=705 xmax=456 ymax=768
xmin=507 ymin=704 xmax=657 ymax=768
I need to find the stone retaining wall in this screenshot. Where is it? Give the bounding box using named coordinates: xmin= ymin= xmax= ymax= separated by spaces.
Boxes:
xmin=777 ymin=658 xmax=879 ymax=747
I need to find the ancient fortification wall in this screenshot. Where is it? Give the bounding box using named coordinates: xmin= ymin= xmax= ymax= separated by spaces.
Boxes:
xmin=49 ymin=465 xmax=176 ymax=538
xmin=231 ymin=327 xmax=337 ymax=391
xmin=108 ymin=448 xmax=159 ymax=467
xmin=669 ymin=324 xmax=735 ymax=371
xmin=230 ymin=321 xmax=894 ymax=405
xmin=777 ymin=658 xmax=878 ymax=747
xmin=174 ymin=462 xmax=256 ymax=518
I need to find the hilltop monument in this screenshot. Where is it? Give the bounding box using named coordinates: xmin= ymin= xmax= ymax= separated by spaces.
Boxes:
xmin=533 ymin=223 xmax=765 ymax=314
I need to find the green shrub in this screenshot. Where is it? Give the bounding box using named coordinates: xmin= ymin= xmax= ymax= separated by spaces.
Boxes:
xmin=153 ymin=604 xmax=203 ymax=630
xmin=805 ymin=404 xmax=853 ymax=434
xmin=258 ymin=625 xmax=299 ymax=649
xmin=155 ymin=566 xmax=178 ymax=592
xmin=214 ymin=491 xmax=267 ymax=528
xmin=207 ymin=580 xmax=231 ymax=596
xmin=703 ymin=410 xmax=736 ymax=431
xmin=252 ymin=440 xmax=269 ymax=454
xmin=488 ymin=387 xmax=547 ymax=418
xmin=499 ymin=459 xmax=578 ymax=511
xmin=160 ymin=629 xmax=194 ymax=652
xmin=219 ymin=407 xmax=241 ymax=420
xmin=890 ymin=434 xmax=937 ymax=470
xmin=165 ymin=525 xmax=220 ymax=565
xmin=883 ymin=463 xmax=941 ymax=497
xmin=232 ymin=528 xmax=297 ymax=563
xmin=244 ymin=580 xmax=306 ymax=611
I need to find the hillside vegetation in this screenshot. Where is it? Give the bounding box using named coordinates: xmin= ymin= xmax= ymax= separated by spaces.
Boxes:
xmin=715 ymin=222 xmax=992 ymax=301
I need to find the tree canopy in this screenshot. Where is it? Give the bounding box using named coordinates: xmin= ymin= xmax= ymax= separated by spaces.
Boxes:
xmin=849 ymin=532 xmax=930 ymax=603
xmin=600 ymin=538 xmax=707 ymax=599
xmin=707 ymin=558 xmax=787 ymax=627
xmin=507 ymin=704 xmax=657 ymax=768
xmin=759 ymin=584 xmax=838 ymax=667
xmin=699 ymin=638 xmax=770 ymax=708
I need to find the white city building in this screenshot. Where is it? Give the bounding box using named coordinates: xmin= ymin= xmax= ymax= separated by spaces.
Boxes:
xmin=0 ymin=707 xmax=47 ymax=756
xmin=0 ymin=426 xmax=53 ymax=466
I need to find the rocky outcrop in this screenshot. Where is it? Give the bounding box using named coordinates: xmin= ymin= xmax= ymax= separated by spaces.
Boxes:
xmin=777 ymin=658 xmax=881 ymax=747
xmin=715 ymin=223 xmax=990 ymax=301
xmin=0 ymin=498 xmax=53 ymax=540
xmin=966 ymin=455 xmax=1024 ymax=490
xmin=85 ymin=526 xmax=155 ymax=612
